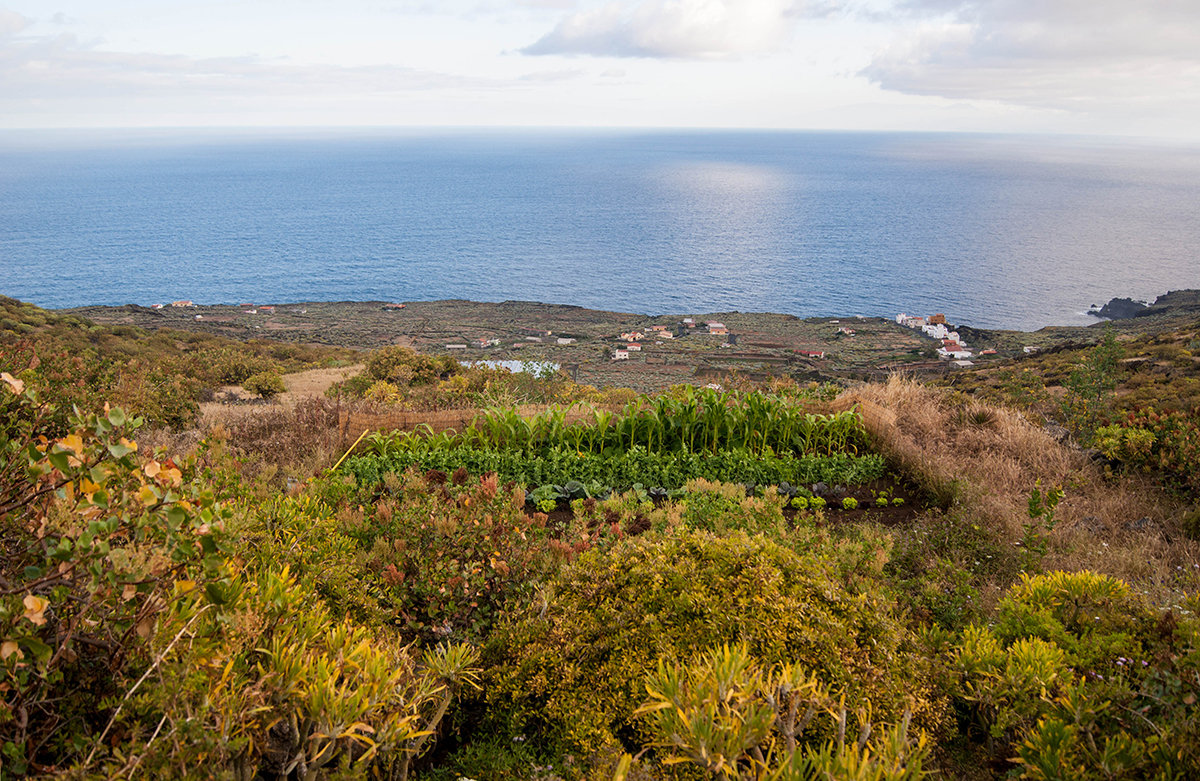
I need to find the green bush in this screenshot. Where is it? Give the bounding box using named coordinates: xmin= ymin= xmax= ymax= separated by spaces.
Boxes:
xmin=675 ymin=478 xmax=788 ymax=536
xmin=342 ymin=470 xmax=565 ymax=643
xmin=0 ymin=378 xmax=227 ymax=774
xmin=482 ymin=530 xmax=934 ymax=768
xmin=952 ymin=570 xmax=1200 ymax=774
xmin=195 ymin=346 xmax=280 ymax=385
xmin=634 ymin=643 xmax=931 ymax=781
xmin=243 ymin=370 xmax=287 ymax=400
xmin=366 ymin=345 xmax=459 ymax=386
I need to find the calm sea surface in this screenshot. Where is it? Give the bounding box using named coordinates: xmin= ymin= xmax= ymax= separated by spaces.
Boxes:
xmin=2 ymin=129 xmax=1198 ymax=331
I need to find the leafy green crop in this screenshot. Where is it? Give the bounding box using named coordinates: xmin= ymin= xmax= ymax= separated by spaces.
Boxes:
xmin=346 ymin=445 xmax=886 ymax=493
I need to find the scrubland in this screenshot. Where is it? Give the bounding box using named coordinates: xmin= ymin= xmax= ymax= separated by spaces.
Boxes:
xmin=3 ymin=297 xmax=1200 ymax=780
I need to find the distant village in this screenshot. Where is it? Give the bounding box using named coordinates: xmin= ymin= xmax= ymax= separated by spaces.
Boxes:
xmin=139 ymin=300 xmax=1046 ymax=374
xmin=895 ymin=312 xmax=984 ymax=366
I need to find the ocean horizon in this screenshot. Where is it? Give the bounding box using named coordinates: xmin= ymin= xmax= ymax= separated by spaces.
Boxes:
xmin=2 ymin=128 xmax=1198 ymax=331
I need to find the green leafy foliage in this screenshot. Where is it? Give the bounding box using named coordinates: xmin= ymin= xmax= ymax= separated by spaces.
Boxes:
xmin=0 ymin=375 xmax=228 ymax=773
xmin=342 ymin=470 xmax=564 ymax=643
xmin=951 ymin=570 xmax=1200 ymax=776
xmin=1019 ymin=481 xmax=1064 ymax=572
xmin=243 ymin=370 xmax=287 ymax=400
xmin=1058 ymin=327 xmax=1124 ymax=446
xmin=1099 ymin=408 xmax=1200 ymax=493
xmin=633 ymin=643 xmax=931 ymax=781
xmin=103 ymin=567 xmax=481 ymax=780
xmin=347 ymin=445 xmax=886 ymax=495
xmin=375 ymin=389 xmax=871 ymax=459
xmin=483 ymin=530 xmax=934 ymax=765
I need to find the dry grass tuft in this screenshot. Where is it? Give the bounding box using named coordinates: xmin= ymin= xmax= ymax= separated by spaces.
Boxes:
xmin=843 ymin=375 xmax=1198 ymax=602
xmin=200 ymin=397 xmax=343 ymax=485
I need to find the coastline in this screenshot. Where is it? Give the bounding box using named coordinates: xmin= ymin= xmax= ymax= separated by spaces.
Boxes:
xmin=54 ymin=292 xmax=1200 ymax=393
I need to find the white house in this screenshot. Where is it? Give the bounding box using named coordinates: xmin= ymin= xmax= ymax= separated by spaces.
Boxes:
xmin=613 ymin=350 xmax=629 ymax=361
xmin=556 ymin=337 xmax=577 ymax=345
xmin=938 ymin=346 xmax=973 ymax=360
xmin=626 ymin=343 xmax=642 ymax=352
xmin=922 ymin=323 xmax=949 ymax=340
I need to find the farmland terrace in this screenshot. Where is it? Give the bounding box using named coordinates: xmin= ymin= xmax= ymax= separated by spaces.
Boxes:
xmin=64 ymin=295 xmax=1198 ymax=393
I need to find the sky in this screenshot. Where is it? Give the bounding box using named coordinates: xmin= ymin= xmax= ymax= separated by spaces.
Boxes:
xmin=1 ymin=0 xmax=1198 ymax=138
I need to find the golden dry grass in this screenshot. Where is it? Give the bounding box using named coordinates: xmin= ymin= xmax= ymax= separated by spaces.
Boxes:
xmin=843 ymin=375 xmax=1199 ymax=605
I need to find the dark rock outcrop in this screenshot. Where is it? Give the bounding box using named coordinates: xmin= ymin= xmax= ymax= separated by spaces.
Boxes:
xmin=1089 ymin=297 xmax=1148 ymax=319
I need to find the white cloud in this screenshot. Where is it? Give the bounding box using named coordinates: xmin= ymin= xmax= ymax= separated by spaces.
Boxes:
xmin=517 ymin=67 xmax=584 ymax=80
xmin=0 ymin=8 xmax=30 ymax=36
xmin=0 ymin=30 xmax=488 ymax=102
xmin=523 ymin=0 xmax=833 ymax=59
xmin=863 ymin=0 xmax=1200 ymax=112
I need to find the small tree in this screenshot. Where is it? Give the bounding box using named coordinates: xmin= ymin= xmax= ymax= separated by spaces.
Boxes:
xmin=1059 ymin=327 xmax=1123 ymax=445
xmin=243 ymin=370 xmax=287 ymax=401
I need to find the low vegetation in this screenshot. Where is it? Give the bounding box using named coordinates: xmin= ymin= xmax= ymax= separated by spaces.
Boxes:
xmin=2 ymin=298 xmax=1200 ymax=779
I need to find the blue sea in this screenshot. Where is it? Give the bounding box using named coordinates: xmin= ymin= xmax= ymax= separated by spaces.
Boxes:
xmin=2 ymin=128 xmax=1198 ymax=331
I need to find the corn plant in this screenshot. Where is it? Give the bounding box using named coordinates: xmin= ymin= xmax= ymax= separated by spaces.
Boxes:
xmin=362 ymin=390 xmax=870 ymax=463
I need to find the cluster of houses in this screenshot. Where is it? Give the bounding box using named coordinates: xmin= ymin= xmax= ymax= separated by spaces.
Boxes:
xmin=146 ymin=301 xmax=284 ymax=318
xmin=896 ymin=312 xmax=976 ymax=365
xmin=609 ymin=319 xmax=733 ymax=360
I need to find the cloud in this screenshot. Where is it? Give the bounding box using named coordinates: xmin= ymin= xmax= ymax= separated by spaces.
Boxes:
xmin=517 ymin=67 xmax=585 ymax=80
xmin=862 ymin=0 xmax=1200 ymax=112
xmin=523 ymin=0 xmax=834 ymax=59
xmin=0 ymin=9 xmax=30 ymax=35
xmin=0 ymin=30 xmax=490 ymax=103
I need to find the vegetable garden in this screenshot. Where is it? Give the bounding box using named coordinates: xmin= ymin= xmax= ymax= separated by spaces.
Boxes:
xmin=346 ymin=387 xmax=890 ymax=511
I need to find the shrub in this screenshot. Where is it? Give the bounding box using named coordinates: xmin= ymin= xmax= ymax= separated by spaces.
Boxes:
xmin=243 ymin=370 xmax=287 ymax=400
xmin=344 ymin=470 xmax=564 ymax=642
xmin=366 ymin=345 xmax=459 ymax=387
xmin=1102 ymin=408 xmax=1200 ymax=493
xmin=0 ymin=376 xmax=227 ymax=773
xmin=675 ymin=479 xmax=788 ymax=536
xmin=951 ymin=569 xmax=1200 ymax=772
xmin=634 ymin=643 xmax=931 ymax=781
xmin=1058 ymin=327 xmax=1123 ymax=446
xmin=104 ymin=567 xmax=481 ymax=780
xmin=195 ymin=346 xmax=280 ymax=385
xmin=991 ymin=570 xmax=1153 ymax=672
xmin=483 ymin=530 xmax=932 ymax=769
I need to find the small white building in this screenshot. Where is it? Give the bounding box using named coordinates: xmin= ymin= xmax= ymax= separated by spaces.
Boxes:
xmin=626 ymin=343 xmax=641 ymax=351
xmin=446 ymin=344 xmax=467 ymax=350
xmin=938 ymin=346 xmax=973 ymax=360
xmin=556 ymin=337 xmax=577 ymax=345
xmin=1024 ymin=346 xmax=1040 ymax=354
xmin=613 ymin=349 xmax=629 ymax=361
